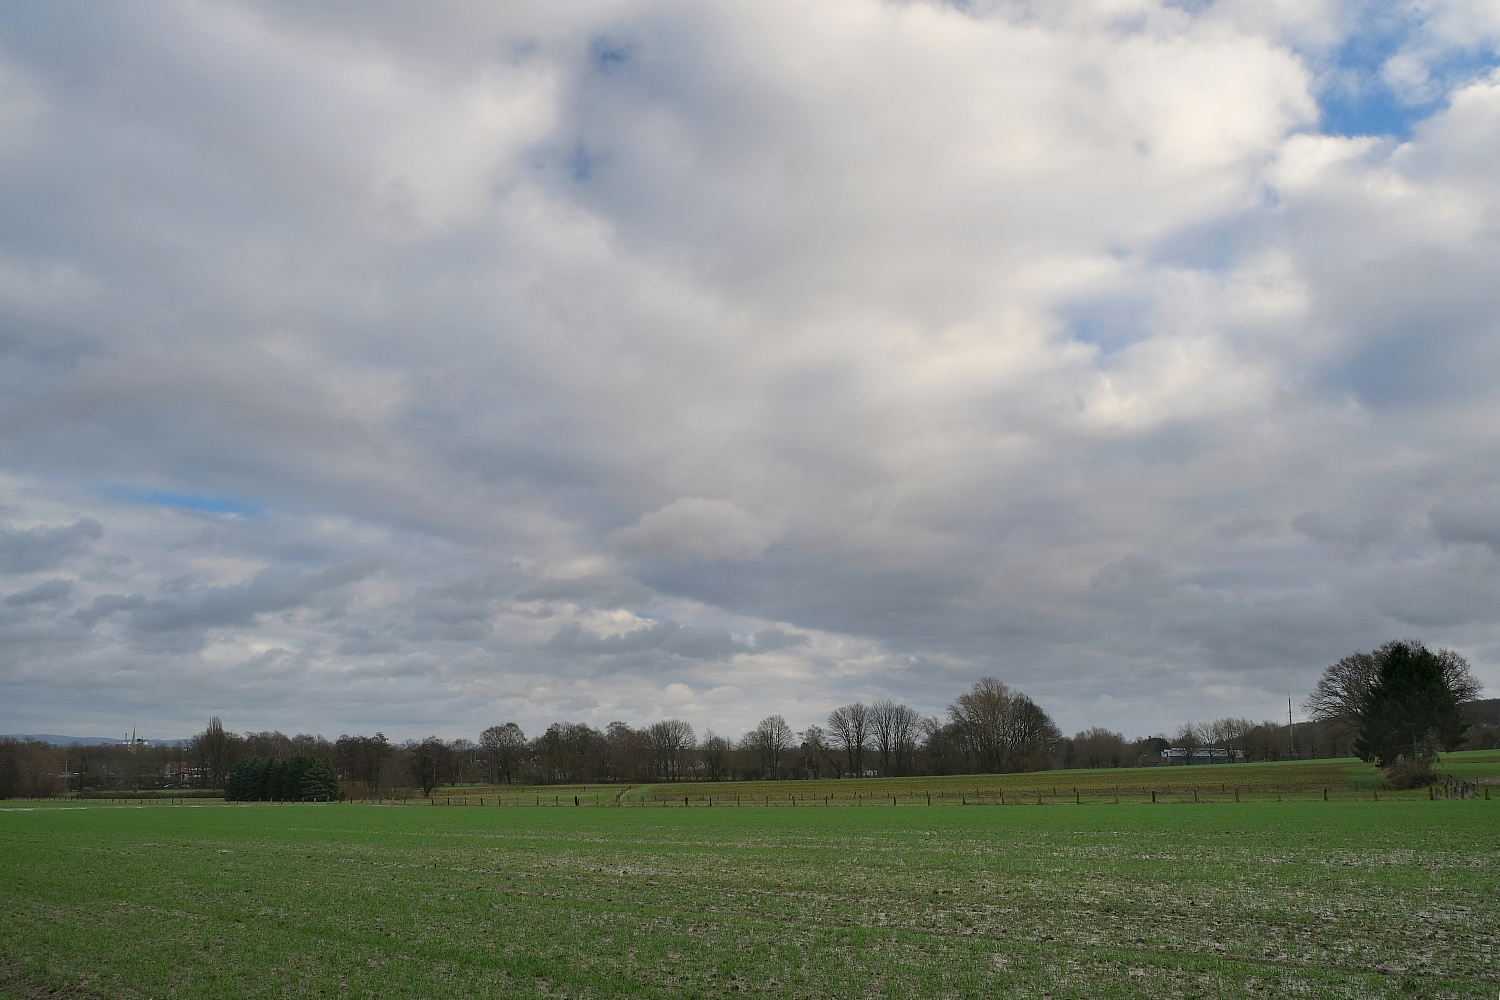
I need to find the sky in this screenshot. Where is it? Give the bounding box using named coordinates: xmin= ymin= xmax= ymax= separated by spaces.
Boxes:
xmin=3 ymin=0 xmax=1500 ymax=744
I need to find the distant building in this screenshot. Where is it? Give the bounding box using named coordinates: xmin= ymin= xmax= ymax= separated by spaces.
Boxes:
xmin=1161 ymin=746 xmax=1246 ymax=764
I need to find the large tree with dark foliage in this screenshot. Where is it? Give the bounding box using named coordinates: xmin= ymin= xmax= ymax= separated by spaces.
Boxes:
xmin=1348 ymin=640 xmax=1473 ymax=767
xmin=224 ymin=756 xmax=340 ymax=801
xmin=1306 ymin=640 xmax=1478 ymax=756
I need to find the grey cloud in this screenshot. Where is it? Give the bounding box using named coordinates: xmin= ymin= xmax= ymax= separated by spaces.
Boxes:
xmin=1429 ymin=499 xmax=1500 ymax=551
xmin=516 ymin=575 xmax=654 ymax=608
xmin=72 ymin=592 xmax=148 ymax=626
xmin=335 ymin=630 xmax=402 ymax=657
xmin=752 ymin=628 xmax=810 ymax=653
xmin=4 ymin=578 xmax=73 ymax=605
xmin=74 ymin=562 xmax=373 ymax=633
xmin=0 ymin=519 xmax=102 ymax=574
xmin=544 ymin=620 xmax=750 ymax=661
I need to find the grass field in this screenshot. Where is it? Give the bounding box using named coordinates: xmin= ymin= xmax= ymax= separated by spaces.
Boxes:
xmin=350 ymin=751 xmax=1500 ymax=808
xmin=2 ymin=768 xmax=1498 ymax=1000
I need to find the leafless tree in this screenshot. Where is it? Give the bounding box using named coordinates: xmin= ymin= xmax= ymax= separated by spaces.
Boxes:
xmin=826 ymin=703 xmax=870 ymax=777
xmin=449 ymin=738 xmax=480 ymax=784
xmin=192 ymin=717 xmax=243 ymax=789
xmin=918 ymin=716 xmax=962 ymax=774
xmin=533 ymin=722 xmax=604 ymax=783
xmin=406 ymin=736 xmax=450 ymax=797
xmin=334 ymin=733 xmax=393 ymax=797
xmin=479 ymin=723 xmax=527 ymax=784
xmin=870 ymin=700 xmax=921 ymax=776
xmin=604 ymin=721 xmax=645 ymax=782
xmin=947 ymin=678 xmax=1061 ymax=773
xmin=743 ymin=715 xmax=794 ymax=778
xmin=698 ymin=729 xmax=733 ymax=781
xmin=800 ymin=724 xmax=841 ymax=779
xmin=1071 ymin=727 xmax=1129 ymax=768
xmin=1172 ymin=722 xmax=1204 ymax=763
xmin=645 ymin=719 xmax=696 ymax=781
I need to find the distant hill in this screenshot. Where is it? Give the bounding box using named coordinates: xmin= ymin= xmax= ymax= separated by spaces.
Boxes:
xmin=1 ymin=734 xmax=190 ymax=747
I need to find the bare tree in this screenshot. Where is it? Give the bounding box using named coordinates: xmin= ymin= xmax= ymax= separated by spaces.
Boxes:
xmin=698 ymin=730 xmax=734 ymax=781
xmin=406 ymin=737 xmax=450 ymax=797
xmin=948 ymin=678 xmax=1060 ymax=773
xmin=192 ymin=717 xmax=243 ymax=789
xmin=743 ymin=715 xmax=794 ymax=778
xmin=533 ymin=722 xmax=604 ymax=783
xmin=1172 ymin=722 xmax=1203 ymax=764
xmin=604 ymin=721 xmax=646 ymax=782
xmin=800 ymin=725 xmax=841 ymax=779
xmin=334 ymin=733 xmax=393 ymax=797
xmin=645 ymin=719 xmax=696 ymax=781
xmin=826 ymin=703 xmax=870 ymax=777
xmin=1071 ymin=727 xmax=1129 ymax=768
xmin=869 ymin=700 xmax=921 ymax=776
xmin=479 ymin=723 xmax=527 ymax=784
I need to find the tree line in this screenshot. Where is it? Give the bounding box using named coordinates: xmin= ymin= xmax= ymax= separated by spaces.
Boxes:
xmin=3 ymin=642 xmax=1493 ymax=798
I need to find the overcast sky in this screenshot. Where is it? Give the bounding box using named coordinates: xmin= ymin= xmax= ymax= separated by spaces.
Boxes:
xmin=3 ymin=0 xmax=1500 ymax=744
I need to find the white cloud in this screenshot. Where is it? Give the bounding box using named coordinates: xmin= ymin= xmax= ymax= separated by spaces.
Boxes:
xmin=0 ymin=1 xmax=1497 ymax=741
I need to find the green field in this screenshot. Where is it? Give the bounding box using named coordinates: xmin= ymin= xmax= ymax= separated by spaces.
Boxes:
xmin=3 ymin=771 xmax=1498 ymax=1000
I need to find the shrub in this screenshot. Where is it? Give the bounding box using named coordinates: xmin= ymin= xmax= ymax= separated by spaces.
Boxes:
xmin=1381 ymin=758 xmax=1438 ymax=790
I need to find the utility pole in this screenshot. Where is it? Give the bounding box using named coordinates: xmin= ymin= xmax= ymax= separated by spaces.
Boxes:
xmin=1288 ymin=698 xmax=1297 ymax=760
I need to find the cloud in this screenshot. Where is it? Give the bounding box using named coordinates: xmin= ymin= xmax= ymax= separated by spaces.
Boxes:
xmin=3 ymin=578 xmax=72 ymax=605
xmin=0 ymin=519 xmax=102 ymax=574
xmin=609 ymin=498 xmax=784 ymax=560
xmin=72 ymin=562 xmax=374 ymax=633
xmin=0 ymin=1 xmax=1498 ymax=740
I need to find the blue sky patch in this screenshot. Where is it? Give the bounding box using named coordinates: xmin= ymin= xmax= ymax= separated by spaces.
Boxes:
xmin=1316 ymin=13 xmax=1500 ymax=139
xmin=109 ymin=486 xmax=260 ymax=516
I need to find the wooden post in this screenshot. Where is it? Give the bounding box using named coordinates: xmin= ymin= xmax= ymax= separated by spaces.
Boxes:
xmin=1151 ymin=790 xmax=1156 ymax=803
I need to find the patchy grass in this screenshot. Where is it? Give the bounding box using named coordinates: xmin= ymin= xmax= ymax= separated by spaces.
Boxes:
xmin=429 ymin=754 xmax=1497 ymax=807
xmin=2 ymin=795 xmax=1497 ymax=998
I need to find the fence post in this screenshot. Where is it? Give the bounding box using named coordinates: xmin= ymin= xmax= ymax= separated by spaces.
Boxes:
xmin=1151 ymin=791 xmax=1156 ymax=804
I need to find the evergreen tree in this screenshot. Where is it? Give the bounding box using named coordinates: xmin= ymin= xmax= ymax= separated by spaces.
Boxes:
xmin=223 ymin=756 xmax=341 ymax=801
xmin=1353 ymin=640 xmax=1469 ymax=767
xmin=297 ymin=757 xmax=341 ymax=800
